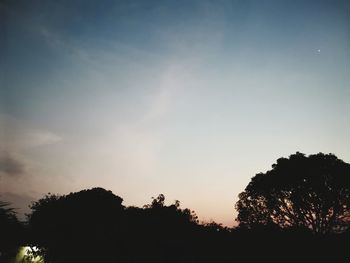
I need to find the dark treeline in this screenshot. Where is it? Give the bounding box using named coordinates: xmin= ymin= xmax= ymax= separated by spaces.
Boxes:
xmin=2 ymin=152 xmax=350 ymax=262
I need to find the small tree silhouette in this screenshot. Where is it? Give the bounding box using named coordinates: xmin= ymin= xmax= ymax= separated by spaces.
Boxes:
xmin=0 ymin=200 xmax=23 ymax=259
xmin=236 ymin=152 xmax=350 ymax=234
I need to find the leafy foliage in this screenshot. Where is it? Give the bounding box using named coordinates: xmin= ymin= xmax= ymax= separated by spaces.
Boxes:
xmin=27 ymin=188 xmax=124 ymax=262
xmin=15 ymin=152 xmax=350 ymax=262
xmin=236 ymin=152 xmax=350 ymax=234
xmin=27 ymin=190 xmax=201 ymax=262
xmin=0 ymin=200 xmax=23 ymax=260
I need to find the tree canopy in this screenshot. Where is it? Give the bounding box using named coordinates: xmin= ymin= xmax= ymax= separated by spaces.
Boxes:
xmin=7 ymin=152 xmax=350 ymax=262
xmin=236 ymin=152 xmax=350 ymax=234
xmin=0 ymin=200 xmax=23 ymax=260
xmin=27 ymin=188 xmax=125 ymax=262
xmin=27 ymin=190 xmax=202 ymax=262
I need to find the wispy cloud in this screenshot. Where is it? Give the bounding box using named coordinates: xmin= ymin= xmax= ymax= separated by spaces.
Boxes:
xmin=0 ymin=113 xmax=62 ymax=151
xmin=0 ymin=114 xmax=64 ymax=206
xmin=142 ymin=65 xmax=185 ymax=123
xmin=0 ymin=152 xmax=24 ymax=177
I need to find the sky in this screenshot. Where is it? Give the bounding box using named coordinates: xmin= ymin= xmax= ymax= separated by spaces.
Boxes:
xmin=1 ymin=0 xmax=350 ymax=226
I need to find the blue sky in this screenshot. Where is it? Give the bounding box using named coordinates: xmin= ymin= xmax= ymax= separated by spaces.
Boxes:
xmin=1 ymin=0 xmax=350 ymax=225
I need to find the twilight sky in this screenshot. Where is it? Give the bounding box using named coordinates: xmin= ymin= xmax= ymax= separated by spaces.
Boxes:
xmin=1 ymin=0 xmax=350 ymax=226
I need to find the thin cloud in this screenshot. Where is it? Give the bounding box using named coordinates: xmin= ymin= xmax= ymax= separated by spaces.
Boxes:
xmin=0 ymin=152 xmax=24 ymax=177
xmin=0 ymin=113 xmax=62 ymax=151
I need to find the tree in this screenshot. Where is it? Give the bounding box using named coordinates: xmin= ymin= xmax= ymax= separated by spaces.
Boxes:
xmin=143 ymin=194 xmax=198 ymax=224
xmin=27 ymin=188 xmax=124 ymax=262
xmin=236 ymin=152 xmax=350 ymax=234
xmin=0 ymin=200 xmax=23 ymax=259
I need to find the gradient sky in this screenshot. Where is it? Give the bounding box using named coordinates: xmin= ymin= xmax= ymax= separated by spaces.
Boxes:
xmin=1 ymin=0 xmax=350 ymax=226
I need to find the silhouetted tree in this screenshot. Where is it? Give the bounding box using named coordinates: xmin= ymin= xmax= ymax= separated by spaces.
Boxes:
xmin=144 ymin=194 xmax=198 ymax=224
xmin=201 ymin=221 xmax=227 ymax=233
xmin=0 ymin=200 xmax=23 ymax=260
xmin=27 ymin=188 xmax=124 ymax=262
xmin=121 ymin=194 xmax=200 ymax=263
xmin=236 ymin=152 xmax=350 ymax=234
